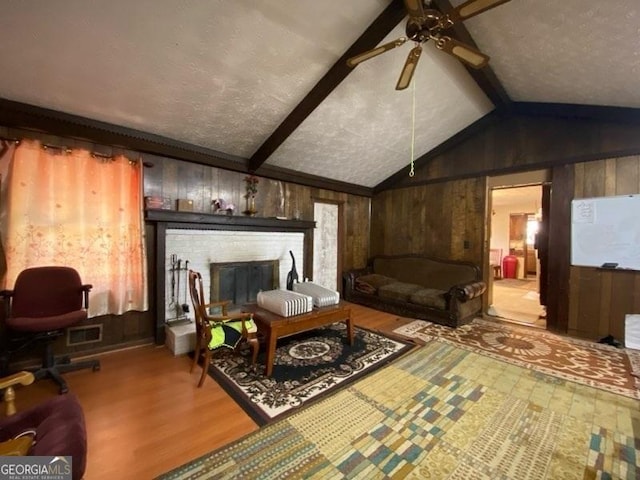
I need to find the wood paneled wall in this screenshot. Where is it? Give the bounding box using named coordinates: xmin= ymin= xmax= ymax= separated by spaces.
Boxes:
xmin=1 ymin=135 xmax=370 ymax=360
xmin=143 ymin=155 xmax=371 ymax=273
xmin=567 ymin=155 xmax=640 ymax=341
xmin=392 ymin=114 xmax=640 ymax=188
xmin=4 ymin=110 xmax=640 ymax=349
xmin=370 ymin=177 xmax=487 ymax=264
xmin=372 ymin=110 xmax=640 ymax=342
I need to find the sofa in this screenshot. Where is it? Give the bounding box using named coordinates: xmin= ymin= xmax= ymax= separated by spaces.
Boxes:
xmin=343 ymin=254 xmax=486 ymax=328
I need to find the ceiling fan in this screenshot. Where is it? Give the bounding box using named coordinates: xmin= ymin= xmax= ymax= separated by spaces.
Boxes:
xmin=347 ymin=0 xmax=511 ymax=90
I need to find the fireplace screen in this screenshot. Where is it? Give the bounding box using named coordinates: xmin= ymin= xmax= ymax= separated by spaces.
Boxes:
xmin=211 ymin=260 xmax=279 ymax=308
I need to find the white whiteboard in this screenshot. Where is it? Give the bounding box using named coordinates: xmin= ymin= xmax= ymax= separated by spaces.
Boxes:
xmin=571 ymin=194 xmax=640 ymax=270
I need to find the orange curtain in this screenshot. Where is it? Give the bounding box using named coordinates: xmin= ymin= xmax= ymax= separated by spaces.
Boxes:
xmin=3 ymin=139 xmax=147 ymax=316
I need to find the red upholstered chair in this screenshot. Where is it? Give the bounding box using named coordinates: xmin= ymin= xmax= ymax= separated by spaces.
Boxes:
xmin=0 ymin=371 xmax=87 ymax=480
xmin=1 ymin=266 xmax=100 ymax=394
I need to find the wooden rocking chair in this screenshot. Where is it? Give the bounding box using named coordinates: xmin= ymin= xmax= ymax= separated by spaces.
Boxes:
xmin=187 ymin=270 xmax=259 ymax=387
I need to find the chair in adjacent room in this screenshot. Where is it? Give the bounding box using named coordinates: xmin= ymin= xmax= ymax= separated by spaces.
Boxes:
xmin=188 ymin=269 xmax=259 ymax=387
xmin=489 ymin=248 xmax=503 ymax=279
xmin=0 ymin=371 xmax=87 ymax=480
xmin=1 ymin=266 xmax=100 ymax=394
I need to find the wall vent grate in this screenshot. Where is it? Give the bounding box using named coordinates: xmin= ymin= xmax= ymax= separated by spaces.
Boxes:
xmin=67 ymin=324 xmax=103 ymax=346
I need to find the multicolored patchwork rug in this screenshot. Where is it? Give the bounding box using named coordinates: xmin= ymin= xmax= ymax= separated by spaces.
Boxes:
xmin=159 ymin=341 xmax=639 ymax=479
xmin=393 ymin=318 xmax=640 ymax=399
xmin=207 ymin=323 xmax=413 ymax=425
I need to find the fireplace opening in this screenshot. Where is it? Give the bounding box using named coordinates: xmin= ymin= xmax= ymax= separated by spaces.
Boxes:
xmin=211 ymin=260 xmax=279 ymax=309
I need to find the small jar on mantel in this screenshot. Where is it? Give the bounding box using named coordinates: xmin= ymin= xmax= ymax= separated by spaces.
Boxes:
xmin=244 ymin=195 xmax=257 ymax=216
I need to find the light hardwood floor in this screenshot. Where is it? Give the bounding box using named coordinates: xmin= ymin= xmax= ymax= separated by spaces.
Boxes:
xmin=5 ymin=303 xmax=412 ymax=479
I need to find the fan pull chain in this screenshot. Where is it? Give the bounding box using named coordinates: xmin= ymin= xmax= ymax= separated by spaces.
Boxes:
xmin=409 ymin=73 xmax=416 ymax=177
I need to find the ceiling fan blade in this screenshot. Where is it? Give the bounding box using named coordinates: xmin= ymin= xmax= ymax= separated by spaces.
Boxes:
xmin=403 ymin=0 xmax=426 ymax=18
xmin=450 ymin=0 xmax=511 ymax=22
xmin=435 ymin=36 xmax=489 ymax=69
xmin=395 ymin=45 xmax=422 ymax=90
xmin=346 ymin=37 xmax=407 ymax=68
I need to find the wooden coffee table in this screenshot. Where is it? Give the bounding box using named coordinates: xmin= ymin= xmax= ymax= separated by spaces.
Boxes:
xmin=243 ymin=301 xmax=353 ymax=376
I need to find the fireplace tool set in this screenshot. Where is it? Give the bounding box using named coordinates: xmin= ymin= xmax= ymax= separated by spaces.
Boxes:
xmin=168 ymin=254 xmax=191 ymax=323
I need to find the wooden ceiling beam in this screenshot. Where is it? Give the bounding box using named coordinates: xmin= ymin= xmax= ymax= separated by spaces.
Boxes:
xmin=0 ymin=98 xmax=374 ymax=196
xmin=374 ymin=102 xmax=640 ymax=192
xmin=248 ymin=0 xmax=407 ymax=173
xmin=513 ymin=102 xmax=640 ymax=124
xmin=373 ymin=111 xmax=504 ymax=192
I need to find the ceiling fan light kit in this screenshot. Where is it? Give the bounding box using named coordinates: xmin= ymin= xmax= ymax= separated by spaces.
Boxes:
xmin=347 ymin=0 xmax=511 ymax=90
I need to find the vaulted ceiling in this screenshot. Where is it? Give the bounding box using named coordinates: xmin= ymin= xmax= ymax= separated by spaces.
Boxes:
xmin=0 ymin=0 xmax=638 ymax=193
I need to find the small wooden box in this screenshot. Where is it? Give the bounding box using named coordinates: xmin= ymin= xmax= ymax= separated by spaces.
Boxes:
xmin=165 ymin=322 xmax=196 ymax=356
xmin=177 ymin=199 xmax=194 ymax=212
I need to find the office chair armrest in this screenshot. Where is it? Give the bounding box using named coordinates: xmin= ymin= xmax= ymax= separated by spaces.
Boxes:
xmin=0 ymin=371 xmax=35 ymax=417
xmin=0 ymin=289 xmax=14 ymax=298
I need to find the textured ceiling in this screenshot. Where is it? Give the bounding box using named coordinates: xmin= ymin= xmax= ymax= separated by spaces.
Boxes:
xmin=0 ymin=0 xmax=387 ymax=159
xmin=0 ymin=1 xmax=638 ymax=189
xmin=453 ymin=0 xmax=640 ymax=107
xmin=267 ymin=23 xmax=493 ymax=186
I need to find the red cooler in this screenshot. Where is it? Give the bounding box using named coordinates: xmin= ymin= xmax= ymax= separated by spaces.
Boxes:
xmin=502 ymin=255 xmax=518 ymax=279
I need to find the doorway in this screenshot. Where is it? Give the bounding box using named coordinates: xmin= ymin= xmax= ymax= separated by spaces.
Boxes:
xmin=508 ymin=212 xmax=538 ymax=277
xmin=312 ymin=201 xmax=342 ymax=291
xmin=488 ymin=184 xmax=546 ymax=328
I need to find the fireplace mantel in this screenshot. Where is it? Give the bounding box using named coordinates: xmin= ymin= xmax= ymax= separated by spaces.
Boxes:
xmin=145 ymin=209 xmax=315 ymax=231
xmin=145 ymin=209 xmax=315 ymax=344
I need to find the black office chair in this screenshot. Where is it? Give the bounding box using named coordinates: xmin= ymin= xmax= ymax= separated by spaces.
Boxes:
xmin=1 ymin=266 xmax=100 ymax=394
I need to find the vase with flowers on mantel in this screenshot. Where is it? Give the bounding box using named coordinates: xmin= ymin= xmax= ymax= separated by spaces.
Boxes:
xmin=244 ymin=195 xmax=257 ymax=216
xmin=243 ymin=175 xmax=259 ymax=216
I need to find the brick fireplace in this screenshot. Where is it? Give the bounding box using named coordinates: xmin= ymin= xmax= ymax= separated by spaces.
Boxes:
xmin=165 ymin=230 xmax=303 ymax=321
xmin=145 ymin=210 xmax=315 ymax=343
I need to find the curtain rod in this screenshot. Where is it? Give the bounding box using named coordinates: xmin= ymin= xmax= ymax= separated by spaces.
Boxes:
xmin=0 ymin=135 xmax=153 ymax=167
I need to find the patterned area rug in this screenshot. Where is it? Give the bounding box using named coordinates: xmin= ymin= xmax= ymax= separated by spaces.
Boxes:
xmin=393 ymin=318 xmax=640 ymax=399
xmin=159 ymin=341 xmax=639 ymax=479
xmin=207 ymin=323 xmax=413 ymax=425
